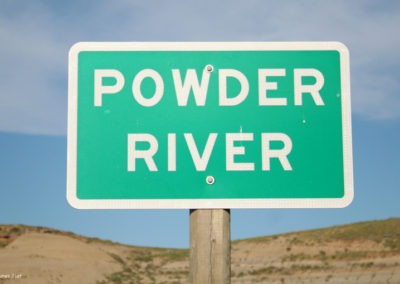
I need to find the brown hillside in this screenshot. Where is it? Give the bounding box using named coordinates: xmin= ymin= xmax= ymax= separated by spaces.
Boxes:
xmin=231 ymin=218 xmax=400 ymax=283
xmin=0 ymin=218 xmax=399 ymax=283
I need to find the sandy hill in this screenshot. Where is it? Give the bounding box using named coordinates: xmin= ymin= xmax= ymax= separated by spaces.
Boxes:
xmin=0 ymin=218 xmax=399 ymax=283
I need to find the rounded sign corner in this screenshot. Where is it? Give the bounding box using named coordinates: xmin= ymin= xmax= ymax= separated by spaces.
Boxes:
xmin=335 ymin=189 xmax=354 ymax=209
xmin=69 ymin=42 xmax=85 ymax=59
xmin=332 ymin=41 xmax=350 ymax=57
xmin=66 ymin=191 xmax=87 ymax=210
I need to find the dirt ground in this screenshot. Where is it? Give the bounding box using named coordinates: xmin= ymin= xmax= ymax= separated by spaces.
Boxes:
xmin=1 ymin=219 xmax=399 ymax=283
xmin=0 ymin=232 xmax=121 ymax=283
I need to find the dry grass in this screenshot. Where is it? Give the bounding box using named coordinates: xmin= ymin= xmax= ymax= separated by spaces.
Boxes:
xmin=1 ymin=218 xmax=399 ymax=283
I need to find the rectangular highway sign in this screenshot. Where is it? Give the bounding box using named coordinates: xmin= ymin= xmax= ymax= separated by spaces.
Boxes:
xmin=67 ymin=42 xmax=353 ymax=209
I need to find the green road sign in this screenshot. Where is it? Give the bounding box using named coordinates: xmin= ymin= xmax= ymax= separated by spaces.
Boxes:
xmin=67 ymin=42 xmax=353 ymax=209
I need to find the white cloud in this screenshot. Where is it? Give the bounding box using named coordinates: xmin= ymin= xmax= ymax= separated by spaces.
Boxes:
xmin=0 ymin=0 xmax=399 ymax=135
xmin=0 ymin=2 xmax=67 ymax=135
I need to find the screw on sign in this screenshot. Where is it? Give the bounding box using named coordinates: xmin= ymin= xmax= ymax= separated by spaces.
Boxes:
xmin=206 ymin=176 xmax=215 ymax=185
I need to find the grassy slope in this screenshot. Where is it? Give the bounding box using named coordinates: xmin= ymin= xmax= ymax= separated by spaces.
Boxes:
xmin=1 ymin=218 xmax=399 ymax=283
xmin=239 ymin=217 xmax=400 ymax=249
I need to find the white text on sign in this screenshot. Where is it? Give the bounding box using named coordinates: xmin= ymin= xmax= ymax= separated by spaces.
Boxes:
xmin=93 ymin=66 xmax=326 ymax=173
xmin=94 ymin=67 xmax=325 ymax=107
xmin=127 ymin=133 xmax=293 ymax=172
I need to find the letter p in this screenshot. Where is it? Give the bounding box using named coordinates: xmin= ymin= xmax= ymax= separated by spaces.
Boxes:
xmin=94 ymin=69 xmax=125 ymax=107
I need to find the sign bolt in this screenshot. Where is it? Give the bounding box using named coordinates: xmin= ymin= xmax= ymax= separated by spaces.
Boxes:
xmin=205 ymin=65 xmax=214 ymax=72
xmin=206 ymin=176 xmax=215 ymax=185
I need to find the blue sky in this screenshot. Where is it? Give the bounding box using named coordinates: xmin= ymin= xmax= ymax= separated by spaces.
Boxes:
xmin=0 ymin=0 xmax=399 ymax=248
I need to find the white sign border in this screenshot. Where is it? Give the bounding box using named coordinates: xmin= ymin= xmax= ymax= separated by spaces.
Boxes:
xmin=67 ymin=41 xmax=353 ymax=209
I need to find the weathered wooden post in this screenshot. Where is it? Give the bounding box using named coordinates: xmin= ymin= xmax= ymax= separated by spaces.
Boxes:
xmin=189 ymin=209 xmax=231 ymax=284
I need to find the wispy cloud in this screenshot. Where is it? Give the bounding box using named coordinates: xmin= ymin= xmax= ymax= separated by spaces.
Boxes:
xmin=0 ymin=0 xmax=399 ymax=135
xmin=0 ymin=2 xmax=67 ymax=135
